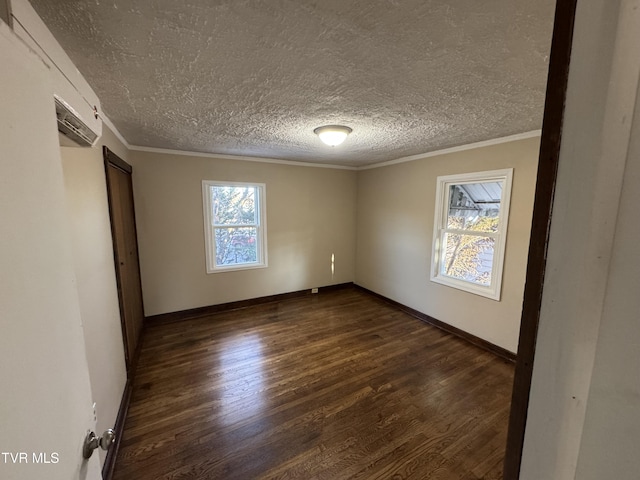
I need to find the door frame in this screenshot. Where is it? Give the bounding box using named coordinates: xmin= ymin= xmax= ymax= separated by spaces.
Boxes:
xmin=503 ymin=0 xmax=578 ymax=477
xmin=103 ymin=146 xmax=145 ymax=375
xmin=102 ymin=147 xmax=145 ymax=480
xmin=97 ymin=1 xmax=579 ymax=474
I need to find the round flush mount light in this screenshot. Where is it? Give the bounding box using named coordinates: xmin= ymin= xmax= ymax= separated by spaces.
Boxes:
xmin=314 ymin=125 xmax=352 ymax=146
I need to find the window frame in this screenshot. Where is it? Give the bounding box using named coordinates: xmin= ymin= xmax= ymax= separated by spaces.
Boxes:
xmin=430 ymin=168 xmax=513 ymax=300
xmin=202 ymin=180 xmax=268 ymax=273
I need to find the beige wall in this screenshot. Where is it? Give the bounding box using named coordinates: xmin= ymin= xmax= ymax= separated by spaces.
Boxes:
xmin=355 ymin=137 xmax=539 ymax=353
xmin=9 ymin=1 xmax=640 ymax=477
xmin=60 ymin=124 xmax=128 ymax=466
xmin=129 ymin=151 xmax=357 ymax=316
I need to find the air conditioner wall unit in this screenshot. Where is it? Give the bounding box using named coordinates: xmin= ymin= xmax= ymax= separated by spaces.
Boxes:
xmin=10 ymin=0 xmax=102 ymax=147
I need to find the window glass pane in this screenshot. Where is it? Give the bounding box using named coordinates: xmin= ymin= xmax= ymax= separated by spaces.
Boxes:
xmin=441 ymin=232 xmax=495 ymax=285
xmin=447 ymin=182 xmax=501 ymax=232
xmin=214 ymin=227 xmax=258 ymax=266
xmin=212 ymin=186 xmax=257 ymax=226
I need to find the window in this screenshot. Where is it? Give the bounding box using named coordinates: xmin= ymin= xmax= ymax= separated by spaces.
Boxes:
xmin=202 ymin=181 xmax=267 ymax=273
xmin=430 ymin=169 xmax=513 ymax=300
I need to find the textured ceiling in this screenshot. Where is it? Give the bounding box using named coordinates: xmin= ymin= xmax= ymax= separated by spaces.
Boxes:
xmin=29 ymin=0 xmax=555 ymax=167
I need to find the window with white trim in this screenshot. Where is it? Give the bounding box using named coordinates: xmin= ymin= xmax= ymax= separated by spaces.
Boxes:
xmin=430 ymin=169 xmax=513 ymax=300
xmin=202 ymin=181 xmax=267 ymax=273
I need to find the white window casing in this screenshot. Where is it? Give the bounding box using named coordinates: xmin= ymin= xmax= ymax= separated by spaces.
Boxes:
xmin=430 ymin=168 xmax=513 ymax=300
xmin=202 ymin=180 xmax=268 ymax=273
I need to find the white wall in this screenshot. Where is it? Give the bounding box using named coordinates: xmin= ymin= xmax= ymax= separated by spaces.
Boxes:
xmin=0 ymin=0 xmax=128 ymax=473
xmin=355 ymin=137 xmax=539 ymax=353
xmin=573 ymin=64 xmax=640 ymax=479
xmin=520 ymin=0 xmax=640 ymax=478
xmin=0 ymin=22 xmax=100 ymax=480
xmin=129 ymin=151 xmax=358 ymax=316
xmin=60 ymin=124 xmax=128 ymax=466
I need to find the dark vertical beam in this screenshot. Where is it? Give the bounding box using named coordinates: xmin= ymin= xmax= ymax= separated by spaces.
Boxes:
xmin=503 ymin=0 xmax=578 ymax=478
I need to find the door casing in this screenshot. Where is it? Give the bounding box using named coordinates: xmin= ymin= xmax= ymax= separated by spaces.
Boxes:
xmin=104 ymin=147 xmax=145 ymax=375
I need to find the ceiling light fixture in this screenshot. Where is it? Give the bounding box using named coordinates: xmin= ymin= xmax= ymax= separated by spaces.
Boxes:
xmin=314 ymin=125 xmax=352 ymax=146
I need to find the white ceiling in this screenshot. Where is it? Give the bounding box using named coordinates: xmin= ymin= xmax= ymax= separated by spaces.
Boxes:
xmin=29 ymin=0 xmax=555 ymax=167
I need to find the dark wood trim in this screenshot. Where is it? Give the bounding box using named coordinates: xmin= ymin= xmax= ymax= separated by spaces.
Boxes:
xmin=148 ymin=282 xmax=515 ymax=361
xmin=103 ymin=147 xmax=132 ymax=370
xmin=503 ymin=0 xmax=578 ymax=478
xmin=103 ymin=146 xmax=146 ymax=377
xmin=103 ymin=146 xmax=132 ymax=174
xmin=354 ymin=284 xmax=516 ymax=363
xmin=145 ymin=282 xmax=355 ymax=325
xmin=101 ymin=320 xmax=145 ymax=480
xmin=101 ymin=379 xmax=132 ymax=480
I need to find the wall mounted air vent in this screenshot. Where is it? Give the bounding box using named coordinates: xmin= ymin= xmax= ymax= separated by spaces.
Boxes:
xmin=12 ymin=0 xmax=102 ymax=147
xmin=55 ymin=97 xmax=98 ymax=147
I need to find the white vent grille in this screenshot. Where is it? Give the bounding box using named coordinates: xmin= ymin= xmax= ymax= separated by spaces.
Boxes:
xmin=54 ymin=97 xmax=97 ymax=147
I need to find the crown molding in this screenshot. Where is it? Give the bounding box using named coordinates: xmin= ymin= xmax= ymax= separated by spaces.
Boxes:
xmin=358 ymin=130 xmax=542 ymax=170
xmin=128 ymin=145 xmax=359 ymax=170
xmin=103 ymin=129 xmax=541 ymax=171
xmin=101 ymin=114 xmax=131 ymax=149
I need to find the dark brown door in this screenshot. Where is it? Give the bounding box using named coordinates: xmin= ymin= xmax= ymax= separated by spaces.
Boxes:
xmin=104 ymin=147 xmax=144 ymax=374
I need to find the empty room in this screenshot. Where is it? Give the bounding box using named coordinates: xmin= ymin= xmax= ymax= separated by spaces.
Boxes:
xmin=3 ymin=1 xmax=640 ymax=480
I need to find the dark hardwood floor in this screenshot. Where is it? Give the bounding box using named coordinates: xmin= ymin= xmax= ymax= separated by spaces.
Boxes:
xmin=112 ymin=287 xmax=514 ymax=479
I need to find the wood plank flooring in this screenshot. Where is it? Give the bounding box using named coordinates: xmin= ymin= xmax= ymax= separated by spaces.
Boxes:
xmin=112 ymin=287 xmax=514 ymax=480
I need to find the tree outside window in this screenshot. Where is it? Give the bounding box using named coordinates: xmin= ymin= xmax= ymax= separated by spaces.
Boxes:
xmin=431 ymin=169 xmax=513 ymax=300
xmin=202 ymin=181 xmax=267 ymax=273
